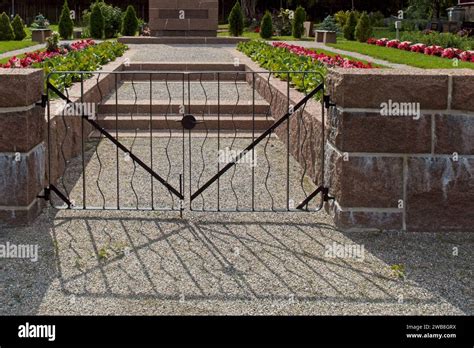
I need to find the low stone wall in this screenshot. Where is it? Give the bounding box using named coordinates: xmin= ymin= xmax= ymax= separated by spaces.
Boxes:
xmin=326 ymin=68 xmax=474 ymax=232
xmin=0 ymin=55 xmax=129 ymax=226
xmin=235 ymin=50 xmax=325 ymax=185
xmin=47 ymin=57 xmax=125 ymax=184
xmin=0 ymin=69 xmax=46 ymax=225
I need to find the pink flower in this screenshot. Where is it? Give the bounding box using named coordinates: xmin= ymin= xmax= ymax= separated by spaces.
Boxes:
xmin=424 ymin=45 xmax=444 ymax=56
xmin=367 ymin=38 xmax=377 ymax=45
xmin=386 ymin=39 xmax=400 ymax=48
xmin=398 ymin=41 xmax=412 ymax=51
xmin=271 ymin=42 xmax=374 ymax=69
xmin=441 ymin=48 xmax=459 ymax=59
xmin=410 ymin=43 xmax=426 ymax=53
xmin=376 ymin=38 xmax=389 ymax=47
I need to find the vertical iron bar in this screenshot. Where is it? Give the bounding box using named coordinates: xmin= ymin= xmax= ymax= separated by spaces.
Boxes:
xmin=46 ymin=76 xmax=52 ymax=194
xmin=287 ymin=72 xmax=290 ymax=211
xmin=321 ymin=84 xmax=326 ymax=196
xmin=115 ymin=73 xmax=120 ymax=209
xmin=182 ymin=73 xmax=186 ymax=211
xmin=149 ymin=73 xmax=154 ymax=210
xmin=188 ymin=74 xmax=192 ymax=209
xmin=217 ymin=72 xmax=220 ymax=211
xmin=81 ymin=73 xmax=86 ymax=209
xmin=179 ymin=173 xmax=183 ymax=218
xmin=252 ymin=72 xmax=255 ymax=211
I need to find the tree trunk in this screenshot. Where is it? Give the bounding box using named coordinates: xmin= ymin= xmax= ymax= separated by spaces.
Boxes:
xmin=241 ymin=0 xmax=257 ymax=20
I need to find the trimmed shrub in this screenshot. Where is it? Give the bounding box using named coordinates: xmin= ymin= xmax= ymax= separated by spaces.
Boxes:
xmin=355 ymin=12 xmax=372 ymax=43
xmin=59 ymin=0 xmax=74 ymax=39
xmin=0 ymin=12 xmax=14 ymax=41
xmin=260 ymin=11 xmax=273 ymax=39
xmin=334 ymin=10 xmax=348 ymax=28
xmin=122 ymin=5 xmax=139 ymax=36
xmin=368 ymin=11 xmax=385 ymax=27
xmin=83 ymin=2 xmax=122 ymax=39
xmin=228 ymin=1 xmax=244 ymax=37
xmin=90 ymin=2 xmax=104 ymax=39
xmin=343 ymin=11 xmax=357 ymax=41
xmin=11 ymin=14 xmax=26 ymax=41
xmin=292 ymin=6 xmax=306 ymax=39
xmin=319 ymin=15 xmax=339 ymax=32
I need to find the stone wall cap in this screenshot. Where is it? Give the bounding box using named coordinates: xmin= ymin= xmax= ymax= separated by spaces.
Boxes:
xmin=0 ymin=68 xmax=43 ymax=76
xmin=328 ymin=67 xmax=474 ymax=77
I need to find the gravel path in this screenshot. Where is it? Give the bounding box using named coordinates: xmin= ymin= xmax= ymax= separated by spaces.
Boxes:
xmin=1 ymin=136 xmax=472 ymax=315
xmin=129 ymin=44 xmax=237 ymax=63
xmin=0 ymin=43 xmax=45 ymax=60
xmin=1 ymin=207 xmax=471 ymax=315
xmin=279 ymin=41 xmax=414 ymax=69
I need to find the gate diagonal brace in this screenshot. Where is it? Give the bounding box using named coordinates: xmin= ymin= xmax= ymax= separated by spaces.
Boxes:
xmin=190 ymin=82 xmax=324 ymax=202
xmin=296 ymin=186 xmax=334 ymax=210
xmin=38 ymin=185 xmax=74 ymax=208
xmin=47 ymin=82 xmax=184 ymax=201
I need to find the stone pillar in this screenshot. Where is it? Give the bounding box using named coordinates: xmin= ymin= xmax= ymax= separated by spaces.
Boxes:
xmin=0 ymin=69 xmax=46 ymax=226
xmin=326 ymin=69 xmax=474 ymax=232
xmin=149 ymin=0 xmax=218 ymax=37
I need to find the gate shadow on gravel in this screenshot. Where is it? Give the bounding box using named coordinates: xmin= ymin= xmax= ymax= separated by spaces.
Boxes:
xmin=40 ymin=213 xmax=471 ymax=314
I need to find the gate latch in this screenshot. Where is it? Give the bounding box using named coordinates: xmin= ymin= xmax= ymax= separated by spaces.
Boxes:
xmin=36 ymin=95 xmax=48 ymax=108
xmin=323 ymin=95 xmax=336 ymax=109
xmin=181 ymin=114 xmax=201 ymax=130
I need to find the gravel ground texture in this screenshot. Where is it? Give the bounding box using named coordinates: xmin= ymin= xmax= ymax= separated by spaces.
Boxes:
xmin=1 ymin=207 xmax=472 ymax=315
xmin=1 ymin=44 xmax=472 ymax=316
xmin=1 ymin=136 xmax=473 ymax=315
xmin=129 ymin=44 xmax=237 ymax=63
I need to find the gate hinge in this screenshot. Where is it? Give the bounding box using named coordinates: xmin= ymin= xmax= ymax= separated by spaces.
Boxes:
xmin=36 ymin=95 xmax=48 ymax=108
xmin=37 ymin=187 xmax=51 ymax=201
xmin=323 ymin=95 xmax=336 ymax=109
xmin=322 ymin=187 xmax=335 ymax=202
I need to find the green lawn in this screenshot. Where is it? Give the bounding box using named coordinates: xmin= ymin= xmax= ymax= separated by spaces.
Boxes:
xmin=0 ymin=40 xmax=38 ymax=54
xmin=0 ymin=25 xmax=63 ymax=56
xmin=328 ymin=39 xmax=474 ymax=69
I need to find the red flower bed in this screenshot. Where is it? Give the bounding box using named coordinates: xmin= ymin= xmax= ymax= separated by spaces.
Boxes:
xmin=410 ymin=43 xmax=426 ymax=53
xmin=272 ymin=42 xmax=374 ymax=69
xmin=398 ymin=41 xmax=412 ymax=51
xmin=376 ymin=38 xmax=389 ymax=47
xmin=459 ymin=50 xmax=474 ymax=62
xmin=367 ymin=37 xmax=474 ymax=63
xmin=386 ymin=39 xmax=400 ymax=48
xmin=0 ymin=39 xmax=95 ymax=69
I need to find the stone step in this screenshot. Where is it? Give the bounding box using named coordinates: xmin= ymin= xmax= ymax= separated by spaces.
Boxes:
xmin=89 ymin=130 xmax=270 ymax=139
xmin=97 ymin=101 xmax=271 ymax=115
xmin=121 ymin=63 xmax=247 ymax=81
xmin=103 ymin=81 xmax=263 ymax=103
xmin=96 ymin=114 xmax=274 ymax=131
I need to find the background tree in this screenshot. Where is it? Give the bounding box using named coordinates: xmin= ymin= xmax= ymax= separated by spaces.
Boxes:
xmin=260 ymin=10 xmax=273 ymax=38
xmin=355 ymin=12 xmax=372 ymax=42
xmin=407 ymin=0 xmax=457 ymax=19
xmin=0 ymin=12 xmax=14 ymax=40
xmin=11 ymin=14 xmax=26 ymax=40
xmin=58 ymin=0 xmax=74 ymax=39
xmin=292 ymin=5 xmax=306 ymax=38
xmin=121 ymin=4 xmax=138 ymax=36
xmin=343 ymin=10 xmax=357 ymax=40
xmin=89 ymin=2 xmax=104 ymax=39
xmin=228 ymin=1 xmax=244 ymax=36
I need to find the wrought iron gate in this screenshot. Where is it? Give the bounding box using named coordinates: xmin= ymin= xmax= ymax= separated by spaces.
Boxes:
xmin=41 ymin=70 xmax=332 ymax=214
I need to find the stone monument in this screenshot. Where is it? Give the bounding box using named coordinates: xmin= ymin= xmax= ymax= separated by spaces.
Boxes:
xmin=149 ymin=0 xmax=218 ymax=37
